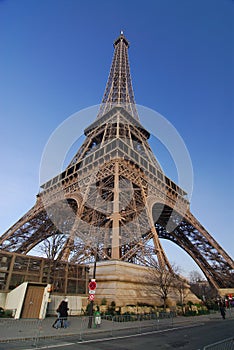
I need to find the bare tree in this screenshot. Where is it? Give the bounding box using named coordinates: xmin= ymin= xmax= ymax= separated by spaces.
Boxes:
xmin=189 ymin=270 xmax=204 ymax=284
xmin=39 ymin=233 xmax=67 ymax=260
xmin=145 ymin=259 xmax=179 ymax=310
xmin=173 ymin=276 xmax=190 ymax=314
xmin=38 ymin=233 xmax=67 ymax=284
xmin=189 ymin=270 xmax=218 ymax=304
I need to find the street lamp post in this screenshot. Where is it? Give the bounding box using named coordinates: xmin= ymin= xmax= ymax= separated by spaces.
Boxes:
xmin=88 ymin=246 xmax=98 ymax=328
xmin=88 ymin=218 xmax=108 ymax=329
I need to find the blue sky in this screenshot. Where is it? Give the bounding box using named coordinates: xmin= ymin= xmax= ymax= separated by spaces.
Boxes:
xmin=0 ymin=0 xmax=233 ymax=277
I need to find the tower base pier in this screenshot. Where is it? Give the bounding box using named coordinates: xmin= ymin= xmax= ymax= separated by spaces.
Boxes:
xmin=218 ymin=288 xmax=234 ymax=298
xmin=90 ymin=260 xmax=199 ymax=307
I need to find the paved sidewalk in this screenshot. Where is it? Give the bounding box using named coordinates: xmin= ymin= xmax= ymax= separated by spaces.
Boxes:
xmin=0 ymin=310 xmax=232 ymax=343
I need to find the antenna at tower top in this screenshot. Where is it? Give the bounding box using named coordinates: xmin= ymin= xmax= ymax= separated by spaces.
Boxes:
xmin=97 ymin=32 xmax=138 ymax=120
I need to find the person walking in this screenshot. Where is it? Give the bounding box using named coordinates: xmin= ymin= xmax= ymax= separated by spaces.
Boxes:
xmin=52 ymin=308 xmax=60 ymax=329
xmin=52 ymin=297 xmax=69 ymax=328
xmin=219 ymin=301 xmax=226 ymax=320
xmin=94 ymin=306 xmax=101 ymax=328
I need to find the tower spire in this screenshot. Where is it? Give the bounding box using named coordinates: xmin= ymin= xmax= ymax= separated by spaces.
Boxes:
xmin=97 ymin=31 xmax=139 ymax=120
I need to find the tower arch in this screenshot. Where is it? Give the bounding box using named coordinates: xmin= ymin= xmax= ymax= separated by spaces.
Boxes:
xmin=151 ymin=202 xmax=234 ymax=289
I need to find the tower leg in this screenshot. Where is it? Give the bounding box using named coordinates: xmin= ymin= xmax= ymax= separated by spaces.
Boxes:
xmin=112 ymin=162 xmax=120 ymax=259
xmin=151 ymin=224 xmax=172 ymax=272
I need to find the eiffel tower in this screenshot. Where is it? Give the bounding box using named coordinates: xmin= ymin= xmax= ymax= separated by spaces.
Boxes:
xmin=0 ymin=32 xmax=233 ymax=293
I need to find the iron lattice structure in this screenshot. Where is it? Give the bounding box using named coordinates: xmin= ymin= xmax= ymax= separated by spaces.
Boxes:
xmin=0 ymin=32 xmax=233 ymax=290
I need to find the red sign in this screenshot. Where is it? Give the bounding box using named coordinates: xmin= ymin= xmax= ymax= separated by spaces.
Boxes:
xmin=89 ymin=294 xmax=95 ymax=301
xmin=88 ymin=281 xmax=97 ymax=290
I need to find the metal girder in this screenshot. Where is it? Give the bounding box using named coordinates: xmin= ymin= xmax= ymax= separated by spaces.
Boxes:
xmin=153 ymin=203 xmax=234 ymax=289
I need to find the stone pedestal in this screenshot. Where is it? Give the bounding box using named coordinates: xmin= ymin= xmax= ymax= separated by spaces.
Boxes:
xmin=218 ymin=288 xmax=234 ymax=298
xmin=90 ymin=260 xmax=156 ymax=307
xmin=90 ymin=260 xmax=199 ymax=307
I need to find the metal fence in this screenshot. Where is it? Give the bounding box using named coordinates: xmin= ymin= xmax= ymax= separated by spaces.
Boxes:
xmin=203 ymin=337 xmax=234 ymax=350
xmin=47 ymin=308 xmax=86 ymax=316
xmin=2 ymin=312 xmax=233 ymax=348
xmin=0 ymin=318 xmax=42 ymax=346
xmin=0 ymin=312 xmax=176 ymax=345
xmin=78 ymin=313 xmax=175 ymax=341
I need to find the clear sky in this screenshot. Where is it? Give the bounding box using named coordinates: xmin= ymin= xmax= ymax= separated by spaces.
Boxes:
xmin=0 ymin=0 xmax=233 ymax=278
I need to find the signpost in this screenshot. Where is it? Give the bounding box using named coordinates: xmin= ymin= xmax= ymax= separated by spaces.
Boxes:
xmin=87 ymin=217 xmax=108 ymax=328
xmin=88 ymin=278 xmax=97 ymax=328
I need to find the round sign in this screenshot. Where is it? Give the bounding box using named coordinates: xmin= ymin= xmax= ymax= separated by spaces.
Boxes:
xmin=89 ymin=294 xmax=95 ymax=301
xmin=88 ymin=281 xmax=97 ymax=290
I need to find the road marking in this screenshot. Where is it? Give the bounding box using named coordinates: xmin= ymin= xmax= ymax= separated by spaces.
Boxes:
xmin=77 ymin=323 xmax=205 ymax=344
xmin=23 ymin=323 xmax=205 ymax=349
xmin=23 ymin=342 xmax=75 ymax=349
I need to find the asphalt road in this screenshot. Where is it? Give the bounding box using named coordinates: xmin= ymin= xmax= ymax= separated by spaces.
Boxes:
xmin=1 ymin=318 xmax=233 ymax=350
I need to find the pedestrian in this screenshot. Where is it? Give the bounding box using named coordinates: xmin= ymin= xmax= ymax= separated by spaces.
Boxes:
xmin=94 ymin=306 xmax=101 ymax=328
xmin=52 ymin=297 xmax=69 ymax=328
xmin=219 ymin=301 xmax=226 ymax=320
xmin=52 ymin=308 xmax=60 ymax=329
